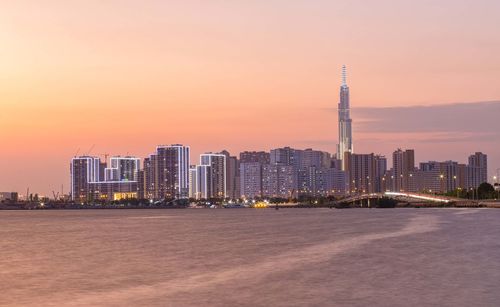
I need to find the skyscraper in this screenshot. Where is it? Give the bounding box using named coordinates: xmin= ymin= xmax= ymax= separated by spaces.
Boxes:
xmin=143 ymin=145 xmax=190 ymax=200
xmin=70 ymin=156 xmax=103 ymax=202
xmin=200 ymin=153 xmax=227 ymax=198
xmin=337 ymin=65 xmax=353 ymax=169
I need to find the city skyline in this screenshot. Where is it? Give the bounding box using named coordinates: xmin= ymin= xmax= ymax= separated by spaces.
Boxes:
xmin=1 ymin=1 xmax=500 ymax=195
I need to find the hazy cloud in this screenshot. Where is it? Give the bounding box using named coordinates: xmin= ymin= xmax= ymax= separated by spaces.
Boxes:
xmin=350 ymin=101 xmax=500 ymax=135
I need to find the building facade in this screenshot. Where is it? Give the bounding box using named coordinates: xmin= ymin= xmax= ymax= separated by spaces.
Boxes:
xmin=337 ymin=65 xmax=353 ymax=169
xmin=467 ymin=152 xmax=488 ymax=188
xmin=200 ymin=153 xmax=226 ymax=198
xmin=221 ymin=150 xmax=240 ymax=199
xmin=344 ymin=152 xmax=376 ymax=194
xmin=143 ymin=145 xmax=190 ymax=200
xmin=392 ymin=149 xmax=416 ymax=192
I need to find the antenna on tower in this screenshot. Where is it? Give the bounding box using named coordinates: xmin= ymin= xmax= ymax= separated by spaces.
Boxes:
xmin=342 ymin=65 xmax=347 ymax=86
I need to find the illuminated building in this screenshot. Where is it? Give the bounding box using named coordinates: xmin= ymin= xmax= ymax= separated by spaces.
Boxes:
xmin=240 ymin=162 xmax=264 ymax=199
xmin=71 ymin=155 xmax=142 ymax=202
xmin=239 ymin=151 xmax=270 ymax=199
xmin=88 ymin=181 xmax=139 ymax=201
xmin=337 ymin=65 xmax=353 ymax=169
xmin=143 ymin=144 xmax=190 ymax=200
xmin=189 ymin=165 xmax=198 ymax=199
xmin=262 ymin=164 xmax=296 ymax=198
xmin=417 ymin=161 xmax=464 ymax=193
xmin=196 ymin=165 xmax=211 ymax=199
xmin=200 ymin=153 xmax=226 ymax=198
xmin=70 ymin=156 xmax=104 ymax=202
xmin=105 ymin=156 xmax=140 ymax=181
xmin=297 ymin=167 xmax=346 ymax=197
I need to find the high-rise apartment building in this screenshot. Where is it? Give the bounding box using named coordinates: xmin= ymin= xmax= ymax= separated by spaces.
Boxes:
xmin=297 ymin=167 xmax=346 ymax=197
xmin=104 ymin=156 xmax=140 ymax=182
xmin=262 ymin=164 xmax=296 ymax=198
xmin=270 ymin=147 xmax=302 ymax=168
xmin=392 ymin=149 xmax=416 ymax=192
xmin=344 ymin=152 xmax=376 ymax=194
xmin=239 ymin=151 xmax=270 ymax=199
xmin=467 ymin=152 xmax=488 ymax=188
xmin=143 ymin=145 xmax=190 ymax=200
xmin=71 ymin=156 xmax=103 ymax=202
xmin=71 ymin=155 xmax=141 ymax=202
xmin=240 ymin=151 xmax=270 ymax=164
xmin=417 ymin=161 xmax=463 ymax=193
xmin=374 ymin=155 xmax=387 ymax=193
xmin=200 ymin=153 xmax=226 ymax=198
xmin=196 ymin=165 xmax=211 ymax=199
xmin=220 ymin=150 xmax=240 ymax=199
xmin=300 ymin=149 xmax=331 ymax=169
xmin=240 ymin=162 xmax=264 ymax=199
xmin=188 ymin=165 xmax=198 ymax=199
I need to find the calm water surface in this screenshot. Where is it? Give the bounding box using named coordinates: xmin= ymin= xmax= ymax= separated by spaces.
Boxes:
xmin=1 ymin=208 xmax=499 ymax=306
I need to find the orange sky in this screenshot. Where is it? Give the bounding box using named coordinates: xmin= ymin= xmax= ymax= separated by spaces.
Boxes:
xmin=1 ymin=1 xmax=499 ymax=195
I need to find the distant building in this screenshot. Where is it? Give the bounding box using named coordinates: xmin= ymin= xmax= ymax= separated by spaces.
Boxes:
xmin=105 ymin=156 xmax=140 ymax=181
xmin=188 ymin=165 xmax=198 ymax=199
xmin=270 ymin=147 xmax=302 ymax=169
xmin=374 ymin=155 xmax=387 ymax=193
xmin=196 ymin=165 xmax=211 ymax=199
xmin=262 ymin=164 xmax=296 ymax=198
xmin=467 ymin=152 xmax=488 ymax=188
xmin=337 ymin=65 xmax=353 ymax=169
xmin=239 ymin=151 xmax=270 ymax=199
xmin=70 ymin=155 xmax=142 ymax=202
xmin=143 ymin=145 xmax=190 ymax=200
xmin=381 ymin=169 xmax=393 ymax=192
xmin=220 ymin=150 xmax=240 ymax=199
xmin=88 ymin=181 xmax=139 ymax=201
xmin=200 ymin=153 xmax=226 ymax=198
xmin=0 ymin=192 xmax=18 ymax=202
xmin=70 ymin=156 xmax=104 ymax=202
xmin=392 ymin=149 xmax=416 ymax=192
xmin=300 ymin=149 xmax=331 ymax=169
xmin=330 ymin=156 xmax=343 ymax=171
xmin=240 ymin=162 xmax=264 ymax=199
xmin=298 ymin=167 xmax=346 ymax=197
xmin=344 ymin=152 xmax=376 ymax=194
xmin=413 ymin=160 xmax=469 ymax=193
xmin=240 ymin=151 xmax=270 ymax=164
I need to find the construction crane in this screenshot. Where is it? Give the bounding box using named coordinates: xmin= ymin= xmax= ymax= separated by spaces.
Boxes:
xmin=52 ymin=191 xmax=60 ymax=201
xmin=85 ymin=144 xmax=95 ymax=156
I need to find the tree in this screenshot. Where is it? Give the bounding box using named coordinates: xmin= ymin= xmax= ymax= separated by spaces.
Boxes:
xmin=478 ymin=182 xmax=495 ymax=199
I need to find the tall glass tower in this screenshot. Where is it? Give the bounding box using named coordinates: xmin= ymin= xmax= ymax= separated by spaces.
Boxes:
xmin=337 ymin=65 xmax=353 ymax=170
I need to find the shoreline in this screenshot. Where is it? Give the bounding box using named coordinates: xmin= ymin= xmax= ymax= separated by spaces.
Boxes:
xmin=2 ymin=202 xmax=500 ymax=210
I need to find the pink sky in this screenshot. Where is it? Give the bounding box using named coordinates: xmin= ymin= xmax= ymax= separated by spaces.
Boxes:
xmin=1 ymin=1 xmax=499 ymax=195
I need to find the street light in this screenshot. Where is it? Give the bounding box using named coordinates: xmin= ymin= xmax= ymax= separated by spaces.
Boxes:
xmin=453 ymin=175 xmax=457 ymax=197
xmin=494 ymin=176 xmax=499 ymax=199
xmin=439 ymin=174 xmax=444 ymax=194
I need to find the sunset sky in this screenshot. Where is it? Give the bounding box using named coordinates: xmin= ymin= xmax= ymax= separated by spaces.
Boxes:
xmin=1 ymin=0 xmax=499 ymax=195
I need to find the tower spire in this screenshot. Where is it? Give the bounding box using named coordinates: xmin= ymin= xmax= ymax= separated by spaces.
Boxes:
xmin=341 ymin=65 xmax=347 ymax=86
